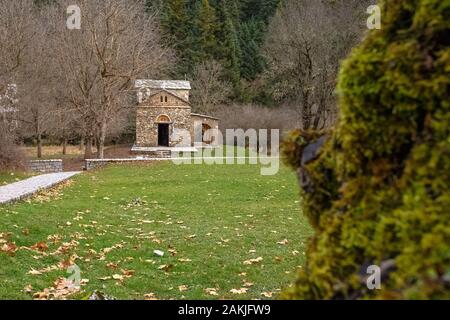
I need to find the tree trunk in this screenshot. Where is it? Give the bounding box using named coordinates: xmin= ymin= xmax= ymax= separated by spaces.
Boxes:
xmin=95 ymin=137 xmax=100 ymax=158
xmin=97 ymin=121 xmax=107 ymax=159
xmin=37 ymin=133 xmax=42 ymax=159
xmin=35 ymin=117 xmax=42 ymax=158
xmin=84 ymin=135 xmax=93 ymax=159
xmin=62 ymin=129 xmax=68 ymax=155
xmin=62 ymin=137 xmax=68 ymax=155
xmin=79 ymin=136 xmax=85 ymax=151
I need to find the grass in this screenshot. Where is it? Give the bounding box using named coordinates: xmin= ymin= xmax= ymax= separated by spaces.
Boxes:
xmin=0 ymin=161 xmax=310 ymax=300
xmin=23 ymin=144 xmax=260 ymax=160
xmin=23 ymin=145 xmax=93 ymax=160
xmin=0 ymin=171 xmax=33 ymax=185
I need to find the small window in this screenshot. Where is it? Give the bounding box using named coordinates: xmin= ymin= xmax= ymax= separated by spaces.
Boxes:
xmin=165 ymin=96 xmax=168 ymax=103
xmin=160 ymin=96 xmax=163 ymax=103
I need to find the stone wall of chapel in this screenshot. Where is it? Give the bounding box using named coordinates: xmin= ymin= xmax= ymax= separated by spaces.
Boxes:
xmin=190 ymin=114 xmax=220 ymax=145
xmin=136 ymin=106 xmax=192 ymax=147
xmin=140 ymin=89 xmax=190 ymax=103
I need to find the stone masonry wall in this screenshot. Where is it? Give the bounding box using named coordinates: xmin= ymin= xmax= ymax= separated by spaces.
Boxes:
xmin=190 ymin=114 xmax=220 ymax=145
xmin=85 ymin=159 xmax=169 ymax=171
xmin=143 ymin=89 xmax=190 ymax=103
xmin=28 ymin=160 xmax=63 ymax=173
xmin=136 ymin=106 xmax=192 ymax=147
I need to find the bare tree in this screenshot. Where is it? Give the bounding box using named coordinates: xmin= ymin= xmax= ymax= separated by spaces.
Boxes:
xmin=54 ymin=0 xmax=172 ymax=159
xmin=0 ymin=0 xmax=172 ymax=160
xmin=0 ymin=0 xmax=35 ymax=83
xmin=190 ymin=60 xmax=232 ymax=114
xmin=0 ymin=1 xmax=71 ymax=159
xmin=0 ymin=83 xmax=25 ymax=170
xmin=47 ymin=90 xmax=79 ymax=156
xmin=215 ymin=103 xmax=299 ymax=133
xmin=16 ymin=4 xmax=64 ymax=158
xmin=0 ymin=0 xmax=42 ymax=160
xmin=264 ymin=0 xmax=373 ymax=130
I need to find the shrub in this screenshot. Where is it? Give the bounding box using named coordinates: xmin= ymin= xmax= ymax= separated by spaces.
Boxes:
xmin=0 ymin=124 xmax=26 ymax=171
xmin=215 ymin=104 xmax=299 ymax=133
xmin=283 ymin=0 xmax=450 ymax=299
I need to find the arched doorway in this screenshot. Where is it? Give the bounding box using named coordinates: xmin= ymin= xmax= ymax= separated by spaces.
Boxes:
xmin=202 ymin=123 xmax=213 ymax=144
xmin=156 ymin=115 xmax=171 ymax=147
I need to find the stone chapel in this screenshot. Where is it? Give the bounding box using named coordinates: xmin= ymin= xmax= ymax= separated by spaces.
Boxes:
xmin=132 ymin=80 xmax=219 ymax=155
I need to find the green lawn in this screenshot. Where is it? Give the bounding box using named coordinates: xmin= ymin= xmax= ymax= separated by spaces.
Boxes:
xmin=0 ymin=171 xmax=33 ymax=186
xmin=0 ymin=162 xmax=310 ymax=300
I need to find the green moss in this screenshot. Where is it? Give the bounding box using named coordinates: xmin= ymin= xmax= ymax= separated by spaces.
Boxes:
xmin=283 ymin=0 xmax=450 ymax=299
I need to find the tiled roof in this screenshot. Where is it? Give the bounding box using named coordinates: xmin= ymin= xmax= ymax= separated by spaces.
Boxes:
xmin=190 ymin=113 xmax=219 ymax=120
xmin=135 ymin=80 xmax=191 ymax=90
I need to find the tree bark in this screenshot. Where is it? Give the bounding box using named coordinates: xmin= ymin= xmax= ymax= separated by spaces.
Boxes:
xmin=62 ymin=137 xmax=68 ymax=155
xmin=84 ymin=134 xmax=93 ymax=159
xmin=35 ymin=117 xmax=42 ymax=158
xmin=79 ymin=136 xmax=84 ymax=151
xmin=37 ymin=133 xmax=42 ymax=159
xmin=97 ymin=120 xmax=107 ymax=159
xmin=62 ymin=129 xmax=68 ymax=155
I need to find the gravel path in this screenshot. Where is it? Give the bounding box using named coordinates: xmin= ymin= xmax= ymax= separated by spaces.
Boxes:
xmin=0 ymin=172 xmax=81 ymax=205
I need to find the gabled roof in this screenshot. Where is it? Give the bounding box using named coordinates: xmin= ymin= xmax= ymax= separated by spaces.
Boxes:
xmin=141 ymin=89 xmax=191 ymax=106
xmin=135 ymin=80 xmax=191 ymax=90
xmin=191 ymin=113 xmax=220 ymax=121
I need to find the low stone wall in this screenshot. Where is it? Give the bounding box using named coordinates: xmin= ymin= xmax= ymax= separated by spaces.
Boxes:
xmin=28 ymin=160 xmax=63 ymax=173
xmin=85 ymin=158 xmax=167 ymax=171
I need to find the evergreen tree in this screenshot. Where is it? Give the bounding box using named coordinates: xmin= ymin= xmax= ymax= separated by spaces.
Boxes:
xmin=239 ymin=21 xmax=265 ymax=80
xmin=196 ymin=0 xmax=218 ymax=60
xmin=241 ymin=0 xmax=280 ymax=25
xmin=226 ymin=0 xmax=241 ymax=28
xmin=161 ymin=0 xmax=193 ymax=75
xmin=219 ymin=3 xmax=241 ymax=90
xmin=155 ymin=0 xmax=280 ymax=100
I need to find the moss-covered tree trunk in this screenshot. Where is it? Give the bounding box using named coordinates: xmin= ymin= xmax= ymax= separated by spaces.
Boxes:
xmin=283 ymin=0 xmax=450 ymax=299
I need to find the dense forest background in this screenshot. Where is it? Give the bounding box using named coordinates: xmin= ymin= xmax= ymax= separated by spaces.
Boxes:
xmin=146 ymin=0 xmax=371 ymax=128
xmin=146 ymin=0 xmax=280 ymax=104
xmin=1 ymin=0 xmax=370 ymax=161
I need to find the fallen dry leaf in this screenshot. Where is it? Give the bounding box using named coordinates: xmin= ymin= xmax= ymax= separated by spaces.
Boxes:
xmin=106 ymin=262 xmax=118 ymax=269
xmin=178 ymin=285 xmax=188 ymax=292
xmin=58 ymin=254 xmax=78 ymax=269
xmin=275 ymin=256 xmax=283 ymax=262
xmin=33 ymin=277 xmax=87 ymax=300
xmin=243 ymin=257 xmax=263 ymax=265
xmin=27 ymin=268 xmax=43 ymax=275
xmin=24 ymin=284 xmax=33 ymax=293
xmin=205 ymin=288 xmax=219 ymax=296
xmin=1 ymin=242 xmax=17 ymax=256
xmin=261 ymin=291 xmax=273 ymax=298
xmin=144 ymin=293 xmax=157 ymax=300
xmin=168 ymin=248 xmax=178 ymax=256
xmin=230 ymin=288 xmax=248 ymax=295
xmin=158 ymin=264 xmax=174 ymax=272
xmin=121 ymin=269 xmax=135 ymax=277
xmin=112 ymin=274 xmax=124 ymax=281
